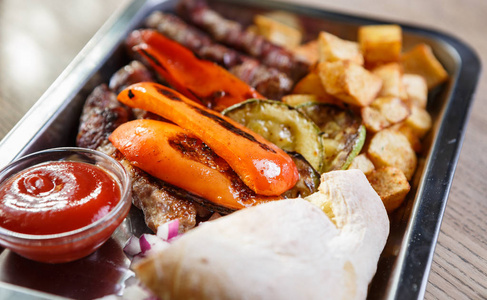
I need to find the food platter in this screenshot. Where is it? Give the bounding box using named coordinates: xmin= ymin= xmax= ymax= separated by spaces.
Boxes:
xmin=0 ymin=0 xmax=480 ymax=299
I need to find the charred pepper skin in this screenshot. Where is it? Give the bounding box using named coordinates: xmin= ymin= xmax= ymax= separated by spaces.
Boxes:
xmin=117 ymin=82 xmax=299 ymax=196
xmin=110 ymin=119 xmax=281 ymax=210
xmin=127 ymin=29 xmax=264 ymax=112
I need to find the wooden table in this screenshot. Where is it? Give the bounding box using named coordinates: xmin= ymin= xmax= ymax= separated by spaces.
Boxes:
xmin=0 ymin=0 xmax=486 ymax=299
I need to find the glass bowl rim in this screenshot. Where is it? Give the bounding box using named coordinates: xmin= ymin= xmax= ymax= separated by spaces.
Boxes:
xmin=0 ymin=147 xmax=132 ymax=243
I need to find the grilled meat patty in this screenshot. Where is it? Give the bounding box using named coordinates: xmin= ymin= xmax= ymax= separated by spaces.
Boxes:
xmin=76 ymin=62 xmax=200 ymax=233
xmin=98 ymin=143 xmax=198 ymax=233
xmin=76 ymin=84 xmax=132 ymax=150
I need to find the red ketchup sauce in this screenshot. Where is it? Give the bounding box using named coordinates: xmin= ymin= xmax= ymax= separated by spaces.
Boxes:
xmin=0 ymin=161 xmax=121 ymax=235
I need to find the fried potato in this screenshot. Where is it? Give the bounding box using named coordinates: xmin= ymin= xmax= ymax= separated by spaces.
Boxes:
xmin=358 ymin=25 xmax=402 ymax=67
xmin=317 ymin=31 xmax=364 ymax=65
xmin=373 ymin=96 xmax=411 ymax=124
xmin=261 ymin=10 xmax=303 ymax=32
xmin=361 ymin=106 xmax=390 ymax=133
xmin=404 ymin=105 xmax=432 ymax=138
xmin=293 ymin=40 xmax=319 ymax=65
xmin=347 ymin=153 xmax=375 ymax=176
xmin=367 ymin=166 xmax=411 ymax=212
xmin=390 ymin=123 xmax=422 ymax=153
xmin=292 ymin=72 xmax=337 ymax=103
xmin=361 ymin=96 xmax=410 ymax=132
xmin=367 ymin=128 xmax=417 ymax=180
xmin=317 ymin=61 xmax=382 ymax=107
xmin=253 ymin=14 xmax=302 ymax=49
xmin=372 ymin=63 xmax=407 ymax=98
xmin=401 ymin=43 xmax=448 ymax=89
xmin=402 ymin=74 xmax=428 ymax=108
xmin=282 ymin=94 xmax=319 ymax=107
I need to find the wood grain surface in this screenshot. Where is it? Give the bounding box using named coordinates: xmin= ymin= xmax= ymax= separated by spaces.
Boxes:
xmin=0 ymin=0 xmax=486 ymax=299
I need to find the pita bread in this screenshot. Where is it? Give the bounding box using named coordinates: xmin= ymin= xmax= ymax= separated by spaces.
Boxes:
xmin=133 ymin=169 xmax=389 ymax=300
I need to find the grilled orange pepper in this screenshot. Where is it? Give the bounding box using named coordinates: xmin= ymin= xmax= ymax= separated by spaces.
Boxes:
xmin=117 ymin=82 xmax=299 ymax=196
xmin=127 ymin=29 xmax=264 ymax=111
xmin=109 ymin=119 xmax=279 ymax=210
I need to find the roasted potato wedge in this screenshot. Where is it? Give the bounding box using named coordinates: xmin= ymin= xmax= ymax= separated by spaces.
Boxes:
xmin=282 ymin=94 xmax=320 ymax=107
xmin=372 ymin=62 xmax=407 ymax=99
xmin=292 ymin=72 xmax=337 ymax=103
xmin=390 ymin=123 xmax=423 ymax=153
xmin=358 ymin=24 xmax=402 ymax=67
xmin=402 ymin=73 xmax=428 ymax=108
xmin=293 ymin=40 xmax=319 ymax=65
xmin=401 ymin=43 xmax=449 ymax=89
xmin=367 ymin=128 xmax=417 ymax=180
xmin=318 ymin=31 xmax=364 ymax=65
xmin=361 ymin=106 xmax=390 ymax=133
xmin=253 ymin=14 xmax=302 ymax=49
xmin=372 ymin=96 xmax=411 ymax=124
xmin=362 ymin=96 xmax=410 ymax=132
xmin=317 ymin=61 xmax=382 ymax=107
xmin=367 ymin=166 xmax=411 ymax=212
xmin=404 ymin=105 xmax=432 ymax=139
xmin=348 ymin=153 xmax=375 ymax=176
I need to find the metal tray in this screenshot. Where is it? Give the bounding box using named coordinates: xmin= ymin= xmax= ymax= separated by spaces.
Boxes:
xmin=0 ymin=0 xmax=480 ymax=299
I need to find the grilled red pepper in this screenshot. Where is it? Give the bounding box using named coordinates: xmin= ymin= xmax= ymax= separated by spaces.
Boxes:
xmin=110 ymin=119 xmax=281 ymax=210
xmin=127 ymin=29 xmax=265 ymax=111
xmin=116 ymin=82 xmax=299 ymax=196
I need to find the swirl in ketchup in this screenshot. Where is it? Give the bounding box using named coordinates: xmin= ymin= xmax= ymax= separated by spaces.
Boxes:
xmin=0 ymin=161 xmax=121 ymax=235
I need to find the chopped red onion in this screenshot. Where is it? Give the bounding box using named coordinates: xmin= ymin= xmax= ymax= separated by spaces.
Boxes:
xmin=139 ymin=233 xmax=169 ymax=255
xmin=124 ymin=219 xmax=180 ymax=260
xmin=118 ymin=220 xmax=184 ymax=299
xmin=156 ymin=219 xmax=179 ymax=241
xmin=123 ymin=236 xmax=141 ymax=257
xmin=138 ymin=234 xmax=152 ymax=254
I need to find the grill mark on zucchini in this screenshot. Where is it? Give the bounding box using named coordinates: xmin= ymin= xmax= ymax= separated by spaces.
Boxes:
xmin=282 ymin=152 xmax=320 ymax=198
xmin=223 ymin=99 xmax=324 ymax=172
xmin=297 ymin=103 xmax=365 ymax=172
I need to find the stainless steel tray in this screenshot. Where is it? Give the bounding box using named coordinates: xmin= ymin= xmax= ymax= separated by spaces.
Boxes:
xmin=0 ymin=0 xmax=480 ymax=299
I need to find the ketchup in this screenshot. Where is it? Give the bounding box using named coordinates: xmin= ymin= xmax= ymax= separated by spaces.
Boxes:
xmin=0 ymin=161 xmax=121 ymax=235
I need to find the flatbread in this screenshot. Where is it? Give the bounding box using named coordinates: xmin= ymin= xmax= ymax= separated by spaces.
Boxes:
xmin=133 ymin=169 xmax=389 ymax=300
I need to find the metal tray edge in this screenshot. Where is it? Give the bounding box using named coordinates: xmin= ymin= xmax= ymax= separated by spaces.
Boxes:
xmin=0 ymin=0 xmax=482 ymax=299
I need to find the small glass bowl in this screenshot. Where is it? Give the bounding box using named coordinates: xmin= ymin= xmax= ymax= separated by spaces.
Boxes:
xmin=0 ymin=147 xmax=132 ymax=263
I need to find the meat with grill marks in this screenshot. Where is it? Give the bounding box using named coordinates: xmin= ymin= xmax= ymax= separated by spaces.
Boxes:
xmin=76 ymin=84 xmax=132 ymax=150
xmin=144 ymin=11 xmax=293 ymax=99
xmin=76 ymin=61 xmax=201 ymax=233
xmin=177 ymin=0 xmax=309 ymax=81
xmin=97 ymin=143 xmax=199 ymax=233
xmin=109 ymin=60 xmax=155 ymax=94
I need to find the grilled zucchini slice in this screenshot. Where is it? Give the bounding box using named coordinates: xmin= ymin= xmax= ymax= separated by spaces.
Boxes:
xmin=297 ymin=102 xmax=365 ymax=172
xmin=222 ymin=99 xmax=324 ymax=172
xmin=282 ymin=152 xmax=320 ymax=198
